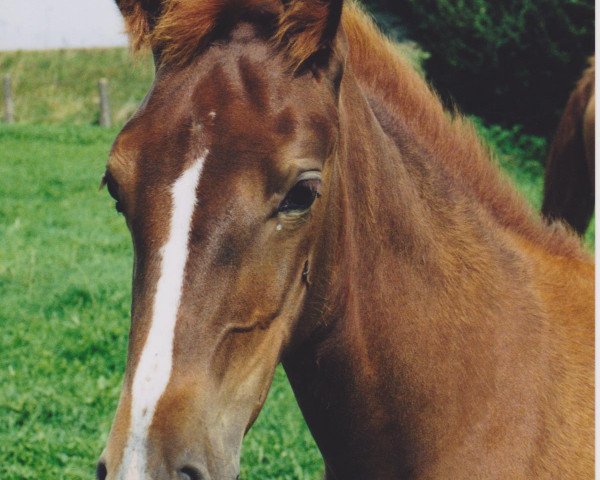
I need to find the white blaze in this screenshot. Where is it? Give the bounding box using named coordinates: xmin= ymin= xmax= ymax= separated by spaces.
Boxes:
xmin=118 ymin=152 xmax=207 ymax=479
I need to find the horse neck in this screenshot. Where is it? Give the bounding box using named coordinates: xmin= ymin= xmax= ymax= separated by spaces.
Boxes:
xmin=282 ymin=68 xmax=554 ymax=477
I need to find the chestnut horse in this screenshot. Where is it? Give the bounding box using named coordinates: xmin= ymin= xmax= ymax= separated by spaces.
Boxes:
xmin=98 ymin=1 xmax=594 ymax=479
xmin=542 ymin=57 xmax=595 ymax=235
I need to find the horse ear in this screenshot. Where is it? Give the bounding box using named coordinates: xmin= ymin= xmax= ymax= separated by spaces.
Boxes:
xmin=276 ymin=0 xmax=345 ymax=73
xmin=115 ymin=0 xmax=163 ymax=51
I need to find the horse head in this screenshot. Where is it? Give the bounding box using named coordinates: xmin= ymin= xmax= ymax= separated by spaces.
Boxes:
xmin=99 ymin=1 xmax=346 ymax=478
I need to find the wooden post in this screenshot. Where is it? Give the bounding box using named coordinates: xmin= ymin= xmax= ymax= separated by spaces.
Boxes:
xmin=3 ymin=74 xmax=14 ymax=124
xmin=98 ymin=78 xmax=111 ymax=127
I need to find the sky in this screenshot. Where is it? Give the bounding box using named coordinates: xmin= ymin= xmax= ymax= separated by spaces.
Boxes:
xmin=0 ymin=0 xmax=128 ymax=51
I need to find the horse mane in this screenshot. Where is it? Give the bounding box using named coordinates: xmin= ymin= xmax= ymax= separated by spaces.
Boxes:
xmin=122 ymin=0 xmax=587 ymax=260
xmin=341 ymin=2 xmax=587 ymax=260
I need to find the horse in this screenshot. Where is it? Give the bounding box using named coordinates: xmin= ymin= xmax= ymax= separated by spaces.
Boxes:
xmin=542 ymin=57 xmax=595 ymax=235
xmin=97 ymin=1 xmax=594 ymax=478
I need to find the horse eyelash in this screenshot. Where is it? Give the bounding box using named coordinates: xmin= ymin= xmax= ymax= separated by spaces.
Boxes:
xmin=99 ymin=173 xmax=108 ymax=191
xmin=99 ymin=172 xmax=124 ymax=214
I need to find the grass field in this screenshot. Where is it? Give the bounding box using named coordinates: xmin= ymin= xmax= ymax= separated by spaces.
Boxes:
xmin=0 ymin=49 xmax=154 ymax=126
xmin=0 ymin=48 xmax=594 ymax=480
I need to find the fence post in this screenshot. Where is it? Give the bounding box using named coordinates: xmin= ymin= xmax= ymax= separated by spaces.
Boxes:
xmin=3 ymin=74 xmax=14 ymax=124
xmin=98 ymin=78 xmax=111 ymax=128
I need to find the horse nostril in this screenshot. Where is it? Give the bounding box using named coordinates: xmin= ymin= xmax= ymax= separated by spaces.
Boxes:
xmin=178 ymin=466 xmax=203 ymax=480
xmin=96 ymin=460 xmax=108 ymax=480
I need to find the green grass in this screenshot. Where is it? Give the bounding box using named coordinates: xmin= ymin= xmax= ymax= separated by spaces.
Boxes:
xmin=0 ymin=49 xmax=154 ymax=126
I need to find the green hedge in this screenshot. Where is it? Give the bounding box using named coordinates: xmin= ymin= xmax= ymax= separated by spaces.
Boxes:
xmin=363 ymin=0 xmax=595 ymax=136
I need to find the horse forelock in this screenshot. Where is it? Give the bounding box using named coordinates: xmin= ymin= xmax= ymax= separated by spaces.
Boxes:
xmin=122 ymin=0 xmax=345 ymax=70
xmin=151 ymin=0 xmax=281 ymax=66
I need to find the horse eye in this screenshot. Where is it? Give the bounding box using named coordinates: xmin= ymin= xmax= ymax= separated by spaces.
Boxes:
xmin=278 ymin=177 xmax=321 ymax=213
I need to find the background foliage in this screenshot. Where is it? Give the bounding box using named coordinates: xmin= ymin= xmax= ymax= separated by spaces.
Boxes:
xmin=364 ymin=0 xmax=595 ymax=135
